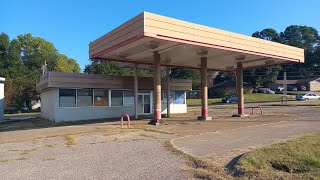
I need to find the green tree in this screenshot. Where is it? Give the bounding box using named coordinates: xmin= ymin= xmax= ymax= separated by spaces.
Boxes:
xmin=84 ymin=60 xmax=152 ymax=77
xmin=252 ymin=28 xmax=281 ymax=42
xmin=170 ymin=68 xmax=200 ymax=89
xmin=0 ymin=33 xmax=10 ymax=69
xmin=242 ymin=28 xmax=284 ymax=87
xmin=17 ymin=33 xmax=59 ymax=72
xmin=1 ymin=32 xmax=80 ymax=109
xmin=67 ymin=58 xmax=81 ymax=72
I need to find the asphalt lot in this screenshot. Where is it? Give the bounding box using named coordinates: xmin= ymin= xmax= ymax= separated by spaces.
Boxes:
xmin=0 ymin=132 xmax=189 ymax=180
xmin=1 ymin=103 xmax=320 ymax=179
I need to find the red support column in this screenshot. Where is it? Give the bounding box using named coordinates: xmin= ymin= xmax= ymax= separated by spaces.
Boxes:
xmin=149 ymin=51 xmax=161 ymax=125
xmin=232 ymin=62 xmax=248 ymax=117
xmin=237 ymin=62 xmax=244 ymax=115
xmin=198 ymin=57 xmax=212 ymax=120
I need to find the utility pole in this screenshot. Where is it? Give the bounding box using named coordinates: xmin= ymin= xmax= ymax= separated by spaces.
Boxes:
xmin=42 ymin=60 xmax=47 ymax=75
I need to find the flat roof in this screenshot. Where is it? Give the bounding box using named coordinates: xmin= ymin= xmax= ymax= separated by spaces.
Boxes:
xmin=36 ymin=72 xmax=192 ymax=92
xmin=89 ymin=12 xmax=304 ymax=71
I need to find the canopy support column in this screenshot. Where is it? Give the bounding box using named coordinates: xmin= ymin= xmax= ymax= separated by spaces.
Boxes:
xmin=198 ymin=57 xmax=212 ymax=120
xmin=232 ymin=62 xmax=248 ymax=117
xmin=134 ymin=64 xmax=138 ymax=120
xmin=166 ymin=67 xmax=170 ymax=118
xmin=149 ymin=51 xmax=161 ymax=125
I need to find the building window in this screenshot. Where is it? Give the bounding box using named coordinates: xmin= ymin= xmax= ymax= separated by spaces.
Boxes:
xmin=174 ymin=91 xmax=185 ymax=104
xmin=94 ymin=90 xmax=109 ymax=106
xmin=77 ymin=89 xmax=93 ymax=107
xmin=162 ymin=91 xmax=175 ymax=103
xmin=111 ymin=90 xmax=123 ymax=106
xmin=123 ymin=90 xmax=134 ymax=106
xmin=59 ymin=89 xmax=76 ymax=107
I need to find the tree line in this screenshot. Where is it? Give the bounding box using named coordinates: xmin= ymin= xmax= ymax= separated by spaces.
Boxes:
xmin=0 ymin=33 xmax=80 ymax=109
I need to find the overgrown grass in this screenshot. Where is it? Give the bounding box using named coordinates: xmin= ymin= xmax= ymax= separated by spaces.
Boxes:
xmin=164 ymin=140 xmax=232 ymax=180
xmin=9 ymin=148 xmax=38 ymax=155
xmin=43 ymin=157 xmax=55 ymax=161
xmin=134 ymin=125 xmax=174 ymax=134
xmin=63 ymin=134 xmax=77 ymax=146
xmin=187 ymin=99 xmax=221 ymax=106
xmin=15 ymin=157 xmax=28 ymax=161
xmin=187 ymin=94 xmax=295 ymax=106
xmin=244 ymin=94 xmax=294 ymax=102
xmin=0 ymin=159 xmax=9 ymax=163
xmin=235 ymin=133 xmax=320 ymax=179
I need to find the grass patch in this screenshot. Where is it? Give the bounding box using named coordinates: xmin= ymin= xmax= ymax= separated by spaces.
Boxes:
xmin=187 ymin=99 xmax=221 ymax=106
xmin=235 ymin=133 xmax=320 ymax=179
xmin=43 ymin=157 xmax=55 ymax=161
xmin=164 ymin=139 xmax=232 ymax=179
xmin=139 ymin=133 xmax=160 ymax=139
xmin=9 ymin=148 xmax=37 ymax=155
xmin=135 ymin=125 xmax=173 ymax=134
xmin=15 ymin=157 xmax=28 ymax=161
xmin=63 ymin=134 xmax=77 ymax=146
xmin=187 ymin=94 xmax=295 ymax=106
xmin=19 ymin=148 xmax=37 ymax=155
xmin=0 ymin=159 xmax=9 ymax=163
xmin=44 ymin=144 xmax=54 ymax=148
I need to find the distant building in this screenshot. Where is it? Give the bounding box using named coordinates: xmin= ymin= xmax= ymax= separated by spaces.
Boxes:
xmin=187 ymin=90 xmax=201 ymax=99
xmin=209 ymin=80 xmax=252 ymax=97
xmin=270 ymin=78 xmax=320 ymax=91
xmin=0 ymin=77 xmax=5 ymax=121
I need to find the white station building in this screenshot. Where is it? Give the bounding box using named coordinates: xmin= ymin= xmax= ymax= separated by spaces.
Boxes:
xmin=0 ymin=77 xmax=5 ymax=121
xmin=36 ymin=72 xmax=192 ymax=122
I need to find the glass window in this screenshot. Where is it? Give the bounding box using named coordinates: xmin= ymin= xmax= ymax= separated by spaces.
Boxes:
xmin=162 ymin=91 xmax=174 ymax=102
xmin=170 ymin=91 xmax=175 ymax=103
xmin=175 ymin=91 xmax=185 ymax=104
xmin=77 ymin=89 xmax=93 ymax=107
xmin=123 ymin=90 xmax=134 ymax=106
xmin=59 ymin=89 xmax=76 ymax=107
xmin=94 ymin=90 xmax=109 ymax=106
xmin=111 ymin=90 xmax=123 ymax=106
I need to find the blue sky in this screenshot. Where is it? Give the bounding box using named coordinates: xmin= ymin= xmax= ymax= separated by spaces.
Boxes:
xmin=2 ymin=0 xmax=319 ymax=70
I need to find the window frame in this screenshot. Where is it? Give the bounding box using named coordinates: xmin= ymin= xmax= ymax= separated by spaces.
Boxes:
xmin=93 ymin=89 xmax=110 ymax=107
xmin=58 ymin=88 xmax=78 ymax=108
xmin=76 ymin=89 xmax=94 ymax=107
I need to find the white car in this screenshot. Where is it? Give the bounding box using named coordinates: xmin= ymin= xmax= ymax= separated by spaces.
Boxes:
xmin=296 ymin=93 xmax=320 ymax=101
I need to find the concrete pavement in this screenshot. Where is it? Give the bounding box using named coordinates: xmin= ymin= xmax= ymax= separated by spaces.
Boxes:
xmin=172 ymin=120 xmax=320 ymax=158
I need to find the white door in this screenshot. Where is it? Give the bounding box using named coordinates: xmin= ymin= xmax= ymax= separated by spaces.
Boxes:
xmin=137 ymin=93 xmax=152 ymax=115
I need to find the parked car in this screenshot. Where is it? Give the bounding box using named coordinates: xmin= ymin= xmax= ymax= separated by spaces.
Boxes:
xmin=21 ymin=106 xmax=30 ymax=112
xmin=222 ymin=95 xmax=238 ymax=103
xmin=296 ymin=93 xmax=320 ymax=101
xmin=287 ymin=86 xmax=298 ymax=91
xmin=266 ymin=90 xmax=276 ymax=94
xmin=277 ymin=87 xmax=284 ymax=91
xmin=257 ymin=88 xmax=267 ymax=93
xmin=299 ymin=86 xmax=307 ymax=91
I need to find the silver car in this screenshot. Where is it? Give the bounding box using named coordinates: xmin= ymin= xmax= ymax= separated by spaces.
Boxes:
xmin=296 ymin=93 xmax=320 ymax=101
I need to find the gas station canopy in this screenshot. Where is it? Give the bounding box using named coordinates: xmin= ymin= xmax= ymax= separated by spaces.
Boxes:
xmin=89 ymin=12 xmax=304 ymax=71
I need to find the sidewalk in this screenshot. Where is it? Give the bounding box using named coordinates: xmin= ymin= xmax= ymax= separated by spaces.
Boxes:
xmin=172 ymin=120 xmax=320 ymax=158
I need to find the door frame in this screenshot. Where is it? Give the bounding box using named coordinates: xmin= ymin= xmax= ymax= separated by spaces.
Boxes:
xmin=137 ymin=92 xmax=153 ymax=115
